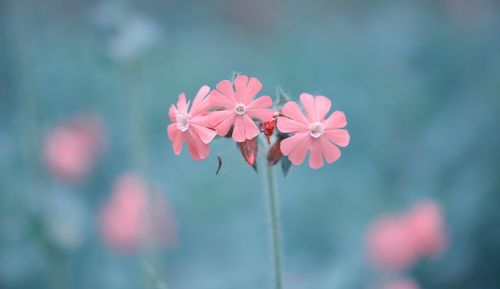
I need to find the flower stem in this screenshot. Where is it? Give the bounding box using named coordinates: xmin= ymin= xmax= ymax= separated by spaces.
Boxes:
xmin=263 ymin=161 xmax=284 ymax=289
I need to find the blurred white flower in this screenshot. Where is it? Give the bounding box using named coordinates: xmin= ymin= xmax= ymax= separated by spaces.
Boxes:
xmin=109 ymin=15 xmax=161 ymax=62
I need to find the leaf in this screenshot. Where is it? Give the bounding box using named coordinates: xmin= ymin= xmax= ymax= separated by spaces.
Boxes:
xmin=267 ymin=139 xmax=282 ymax=166
xmin=238 ymin=137 xmax=258 ymax=172
xmin=281 ymin=156 xmax=292 ymax=177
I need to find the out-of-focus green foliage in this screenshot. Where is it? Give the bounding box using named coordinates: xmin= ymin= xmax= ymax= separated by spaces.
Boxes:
xmin=1 ymin=0 xmax=500 ymax=288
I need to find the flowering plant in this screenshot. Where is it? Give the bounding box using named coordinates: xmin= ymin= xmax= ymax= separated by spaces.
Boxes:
xmin=167 ymin=74 xmax=350 ymax=289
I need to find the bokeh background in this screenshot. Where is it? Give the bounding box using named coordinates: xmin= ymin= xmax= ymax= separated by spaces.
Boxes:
xmin=1 ymin=0 xmax=500 ymax=288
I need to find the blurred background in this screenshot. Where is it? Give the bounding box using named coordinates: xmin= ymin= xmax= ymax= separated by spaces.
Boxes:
xmin=1 ymin=0 xmax=500 ymax=288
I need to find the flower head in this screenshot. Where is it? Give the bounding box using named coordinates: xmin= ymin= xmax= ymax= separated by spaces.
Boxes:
xmin=167 ymin=85 xmax=217 ymax=160
xmin=44 ymin=115 xmax=106 ymax=182
xmin=208 ymin=75 xmax=274 ymax=142
xmin=405 ymin=200 xmax=447 ymax=257
xmin=277 ymin=93 xmax=350 ymax=169
xmin=366 ymin=215 xmax=419 ymax=271
xmin=99 ymin=173 xmax=176 ymax=252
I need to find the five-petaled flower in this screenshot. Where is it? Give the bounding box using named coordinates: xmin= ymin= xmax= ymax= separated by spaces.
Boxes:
xmin=208 ymin=75 xmax=274 ymax=142
xmin=167 ymin=85 xmax=217 ymax=160
xmin=277 ymin=93 xmax=350 ymax=169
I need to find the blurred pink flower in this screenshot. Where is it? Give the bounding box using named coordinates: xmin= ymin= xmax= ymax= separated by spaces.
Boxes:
xmin=43 ymin=115 xmax=106 ymax=183
xmin=366 ymin=215 xmax=419 ymax=271
xmin=405 ymin=200 xmax=447 ymax=258
xmin=277 ymin=93 xmax=350 ymax=169
xmin=384 ymin=278 xmax=420 ymax=289
xmin=367 ymin=199 xmax=448 ymax=272
xmin=208 ymin=75 xmax=274 ymax=142
xmin=99 ymin=173 xmax=176 ymax=252
xmin=167 ymin=85 xmax=217 ymax=160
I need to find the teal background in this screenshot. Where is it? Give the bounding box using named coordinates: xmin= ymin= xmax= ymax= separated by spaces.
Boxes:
xmin=1 ymin=0 xmax=500 ymax=288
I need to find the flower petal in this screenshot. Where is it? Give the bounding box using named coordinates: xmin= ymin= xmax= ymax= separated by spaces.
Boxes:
xmin=209 ymin=90 xmax=235 ymax=109
xmin=167 ymin=124 xmax=183 ymax=155
xmin=324 ymin=111 xmax=347 ymax=129
xmin=244 ymin=77 xmax=263 ymax=103
xmin=324 ymin=129 xmax=350 ymax=147
xmin=169 ymin=105 xmax=176 ymax=122
xmin=282 ymin=101 xmax=308 ymax=125
xmin=315 ymin=95 xmax=331 ymax=121
xmin=177 ymin=93 xmax=189 ymax=113
xmin=208 ymin=110 xmax=233 ymax=127
xmin=186 ymin=130 xmax=210 ymax=160
xmin=240 ymin=114 xmax=260 ymax=140
xmin=214 ymin=113 xmax=236 ymax=137
xmin=287 ymin=136 xmax=311 ymax=165
xmin=247 ymin=95 xmax=272 ymax=109
xmin=247 ymin=108 xmax=274 ymax=122
xmin=319 ymin=137 xmax=341 ymax=164
xmin=308 ymin=141 xmax=324 ymax=169
xmin=234 ymin=75 xmax=249 ymax=103
xmin=300 ymin=93 xmax=316 ymax=121
xmin=277 ymin=117 xmax=308 ymax=133
xmin=190 ymin=85 xmax=211 ymax=115
xmin=190 ymin=124 xmax=217 ymax=144
xmin=216 ymin=80 xmax=236 ymax=101
xmin=280 ymin=132 xmax=309 ymax=155
xmin=232 ymin=117 xmax=246 ymax=142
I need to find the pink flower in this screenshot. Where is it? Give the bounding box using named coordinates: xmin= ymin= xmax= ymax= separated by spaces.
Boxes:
xmin=405 ymin=200 xmax=447 ymax=258
xmin=43 ymin=115 xmax=106 ymax=183
xmin=277 ymin=93 xmax=350 ymax=169
xmin=383 ymin=278 xmax=420 ymax=289
xmin=167 ymin=85 xmax=217 ymax=160
xmin=99 ymin=173 xmax=176 ymax=252
xmin=366 ymin=215 xmax=419 ymax=271
xmin=208 ymin=75 xmax=274 ymax=142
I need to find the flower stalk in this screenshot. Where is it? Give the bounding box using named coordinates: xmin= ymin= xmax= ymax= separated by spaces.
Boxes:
xmin=262 ymin=141 xmax=284 ymax=289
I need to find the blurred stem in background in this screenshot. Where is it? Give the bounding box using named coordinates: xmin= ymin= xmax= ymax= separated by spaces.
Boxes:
xmin=123 ymin=60 xmax=169 ymax=289
xmin=261 ymin=139 xmax=284 ymax=289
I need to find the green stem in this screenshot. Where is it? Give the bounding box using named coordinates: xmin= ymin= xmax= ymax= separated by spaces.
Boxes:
xmin=263 ymin=161 xmax=284 ymax=289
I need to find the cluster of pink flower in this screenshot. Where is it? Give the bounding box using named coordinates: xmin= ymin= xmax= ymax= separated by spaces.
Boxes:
xmin=366 ymin=199 xmax=448 ymax=289
xmin=167 ymin=74 xmax=350 ymax=170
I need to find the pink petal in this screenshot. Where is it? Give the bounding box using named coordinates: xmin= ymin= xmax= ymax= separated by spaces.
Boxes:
xmin=234 ymin=75 xmax=249 ymax=103
xmin=231 ymin=117 xmax=246 ymax=142
xmin=319 ymin=137 xmax=341 ymax=164
xmin=287 ymin=136 xmax=311 ymax=165
xmin=244 ymin=77 xmax=263 ymax=103
xmin=324 ymin=129 xmax=350 ymax=147
xmin=247 ymin=95 xmax=272 ymax=109
xmin=315 ymin=95 xmax=331 ymax=121
xmin=280 ymin=132 xmax=309 ymax=155
xmin=169 ymin=105 xmax=176 ymax=122
xmin=247 ymin=108 xmax=274 ymax=122
xmin=300 ymin=93 xmax=316 ymax=121
xmin=324 ymin=111 xmax=347 ymax=129
xmin=208 ymin=110 xmax=233 ymax=127
xmin=277 ymin=117 xmax=308 ymax=133
xmin=167 ymin=124 xmax=184 ymax=155
xmin=216 ymin=80 xmax=236 ymax=102
xmin=282 ymin=101 xmax=309 ymax=125
xmin=186 ymin=130 xmax=210 ymax=160
xmin=215 ymin=113 xmax=236 ymax=137
xmin=177 ymin=93 xmax=189 ymax=113
xmin=308 ymin=141 xmax=324 ymax=169
xmin=209 ymin=90 xmax=235 ymax=109
xmin=240 ymin=114 xmax=260 ymax=140
xmin=190 ymin=123 xmax=217 ymax=144
xmin=190 ymin=85 xmax=211 ymax=115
